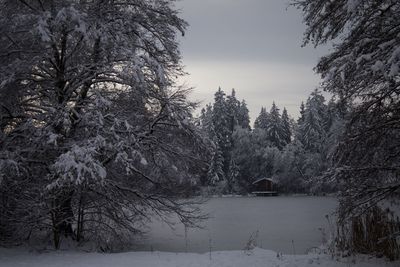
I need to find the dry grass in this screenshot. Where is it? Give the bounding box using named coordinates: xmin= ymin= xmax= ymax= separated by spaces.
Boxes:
xmin=336 ymin=206 xmax=400 ymax=261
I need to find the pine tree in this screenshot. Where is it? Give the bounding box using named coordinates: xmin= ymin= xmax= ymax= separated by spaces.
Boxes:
xmin=212 ymin=88 xmax=229 ymax=141
xmin=202 ymin=88 xmax=252 ymax=189
xmin=281 ymin=108 xmax=292 ymax=146
xmin=299 ymin=90 xmax=327 ymax=153
xmin=200 ymin=104 xmax=214 ymax=136
xmin=254 ymin=107 xmax=270 ymax=130
xmin=211 ymin=87 xmax=232 ymax=176
xmin=227 ymin=158 xmax=240 ymax=193
xmin=207 ymin=139 xmax=225 ymax=185
xmin=237 ymin=100 xmax=251 ymax=130
xmin=226 ymin=89 xmax=241 ymax=132
xmin=266 ymin=102 xmax=285 ymax=149
xmin=298 ymin=102 xmax=306 ymax=124
xmin=324 ymin=99 xmax=338 ymax=132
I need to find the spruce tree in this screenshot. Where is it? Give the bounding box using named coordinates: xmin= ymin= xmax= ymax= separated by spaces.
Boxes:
xmin=207 ymin=137 xmax=225 ymax=185
xmin=298 ymin=102 xmax=306 ymax=124
xmin=212 ymin=88 xmax=230 ymax=145
xmin=299 ymin=91 xmax=327 ymax=153
xmin=212 ymin=87 xmax=232 ymax=176
xmin=200 ymin=104 xmax=214 ymax=137
xmin=254 ymin=107 xmax=269 ymax=130
xmin=226 ymin=89 xmax=241 ymax=132
xmin=266 ymin=102 xmax=285 ymax=149
xmin=227 ymin=158 xmax=240 ymax=193
xmin=281 ymin=108 xmax=292 ymax=146
xmin=237 ymin=100 xmax=251 ymax=130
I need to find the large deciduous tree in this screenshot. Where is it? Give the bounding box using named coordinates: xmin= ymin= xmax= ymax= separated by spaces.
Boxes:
xmin=0 ymin=0 xmax=206 ymax=249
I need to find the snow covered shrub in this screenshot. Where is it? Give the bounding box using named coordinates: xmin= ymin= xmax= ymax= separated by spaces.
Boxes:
xmin=243 ymin=230 xmax=259 ymax=255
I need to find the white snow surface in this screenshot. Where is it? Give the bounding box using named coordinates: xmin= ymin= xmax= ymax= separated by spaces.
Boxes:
xmin=0 ymin=248 xmax=396 ymax=267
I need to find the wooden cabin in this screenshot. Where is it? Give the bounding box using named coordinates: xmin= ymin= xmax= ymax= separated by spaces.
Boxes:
xmin=252 ymin=178 xmax=278 ymax=196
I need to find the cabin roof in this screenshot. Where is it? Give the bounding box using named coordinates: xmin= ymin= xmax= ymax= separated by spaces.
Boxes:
xmin=252 ymin=177 xmax=273 ymax=184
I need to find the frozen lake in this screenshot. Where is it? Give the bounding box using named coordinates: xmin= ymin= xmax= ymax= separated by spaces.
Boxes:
xmin=137 ymin=196 xmax=337 ymax=254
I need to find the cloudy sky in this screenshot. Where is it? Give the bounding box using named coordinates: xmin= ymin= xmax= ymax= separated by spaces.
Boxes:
xmin=176 ymin=0 xmax=329 ymax=122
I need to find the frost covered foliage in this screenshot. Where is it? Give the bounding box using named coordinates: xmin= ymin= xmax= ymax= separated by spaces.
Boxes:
xmin=199 ymin=88 xmax=251 ymax=193
xmin=0 ymin=0 xmax=207 ymax=249
xmin=274 ymin=91 xmax=345 ymax=194
xmin=293 ymin=0 xmax=400 ymax=212
xmin=254 ymin=103 xmax=292 ymax=150
xmin=199 ymin=87 xmax=342 ymax=194
xmin=293 ymin=0 xmax=400 ymax=256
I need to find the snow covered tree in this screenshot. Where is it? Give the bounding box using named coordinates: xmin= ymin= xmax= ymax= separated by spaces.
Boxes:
xmin=230 ymin=127 xmax=260 ymax=192
xmin=266 ymin=102 xmax=285 ymax=149
xmin=237 ymin=100 xmax=251 ymax=130
xmin=226 ymin=89 xmax=241 ymax=132
xmin=207 ymin=139 xmax=225 ymax=186
xmin=324 ymin=99 xmax=338 ymax=132
xmin=199 ymin=104 xmax=214 ymax=137
xmin=254 ymin=107 xmax=270 ymax=130
xmin=247 ymin=129 xmax=275 ymax=178
xmin=255 ymin=102 xmax=288 ymax=149
xmin=199 ymin=88 xmax=252 ymax=192
xmin=298 ymin=90 xmax=327 ymax=153
xmin=286 ymin=91 xmax=344 ymax=194
xmin=211 ymin=88 xmax=232 ymax=175
xmin=281 ymin=108 xmax=292 ymax=146
xmin=0 ymin=0 xmax=206 ymax=249
xmin=226 ymin=158 xmax=240 ymax=193
xmin=294 ymin=0 xmax=400 ymax=255
xmin=298 ymin=102 xmax=306 ymax=124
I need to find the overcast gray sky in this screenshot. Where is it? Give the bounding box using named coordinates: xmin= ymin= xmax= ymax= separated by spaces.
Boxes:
xmin=176 ymin=0 xmax=329 ymax=122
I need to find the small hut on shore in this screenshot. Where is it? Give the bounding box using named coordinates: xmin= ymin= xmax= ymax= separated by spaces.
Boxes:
xmin=252 ymin=177 xmax=278 ymax=196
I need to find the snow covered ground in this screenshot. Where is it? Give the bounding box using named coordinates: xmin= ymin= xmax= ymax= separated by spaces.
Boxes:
xmin=0 ymin=247 xmax=396 ymax=267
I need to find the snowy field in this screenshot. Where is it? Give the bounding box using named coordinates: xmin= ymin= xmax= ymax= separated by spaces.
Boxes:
xmin=138 ymin=196 xmax=337 ymax=254
xmin=0 ymin=247 xmax=397 ymax=267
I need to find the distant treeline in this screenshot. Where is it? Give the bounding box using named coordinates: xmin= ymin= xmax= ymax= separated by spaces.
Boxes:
xmin=198 ymin=87 xmax=346 ymax=195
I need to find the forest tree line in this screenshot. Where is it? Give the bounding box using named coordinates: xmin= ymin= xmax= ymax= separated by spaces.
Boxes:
xmin=198 ymin=87 xmax=346 ymax=195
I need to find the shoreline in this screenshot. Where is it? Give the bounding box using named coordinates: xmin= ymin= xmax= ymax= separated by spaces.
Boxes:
xmin=0 ymin=247 xmax=396 ymax=267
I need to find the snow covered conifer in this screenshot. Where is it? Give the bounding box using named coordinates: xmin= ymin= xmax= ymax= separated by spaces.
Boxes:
xmin=207 ymin=137 xmax=225 ymax=186
xmin=266 ymin=102 xmax=285 ymax=149
xmin=200 ymin=88 xmax=251 ymax=190
xmin=200 ymin=104 xmax=214 ymax=137
xmin=226 ymin=158 xmax=240 ymax=193
xmin=298 ymin=90 xmax=327 ymax=153
xmin=237 ymin=100 xmax=251 ymax=130
xmin=293 ymin=0 xmax=400 ymax=247
xmin=281 ymin=108 xmax=292 ymax=146
xmin=226 ymin=89 xmax=241 ymax=132
xmin=212 ymin=88 xmax=232 ymax=174
xmin=298 ymin=102 xmax=306 ymax=124
xmin=254 ymin=107 xmax=270 ymax=130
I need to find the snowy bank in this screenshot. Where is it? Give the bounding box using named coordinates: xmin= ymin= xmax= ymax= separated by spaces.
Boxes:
xmin=0 ymin=247 xmax=396 ymax=267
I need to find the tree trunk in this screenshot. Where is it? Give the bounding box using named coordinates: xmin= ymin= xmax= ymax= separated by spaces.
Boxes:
xmin=76 ymin=193 xmax=85 ymax=242
xmin=51 ymin=189 xmax=75 ymax=249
